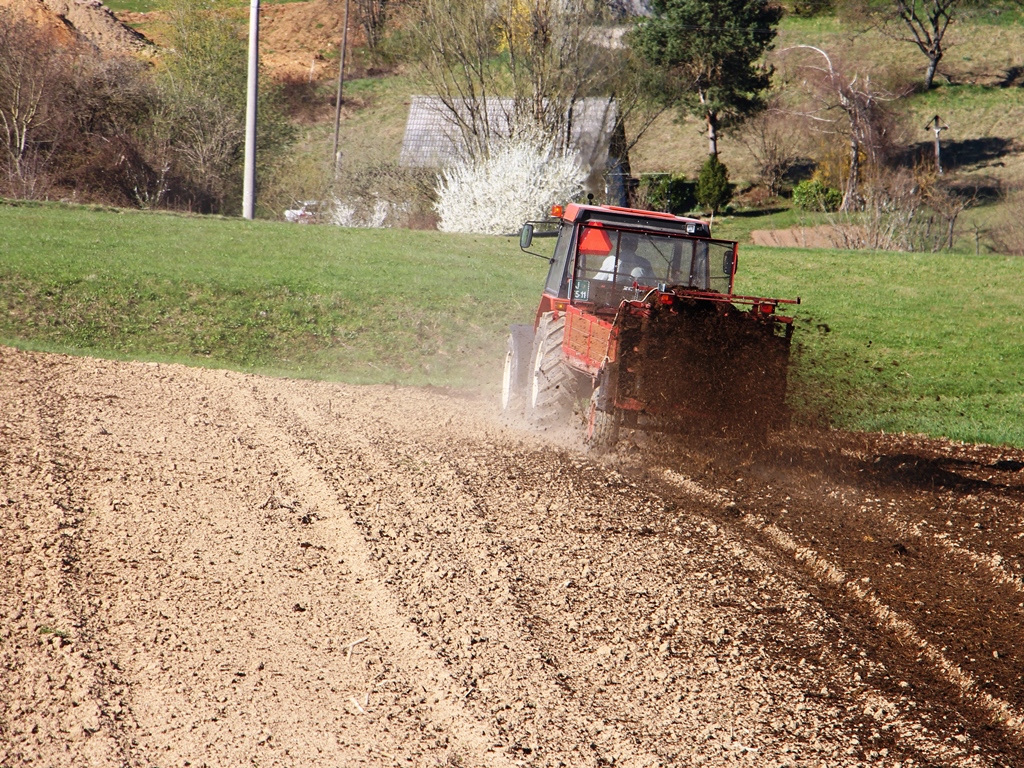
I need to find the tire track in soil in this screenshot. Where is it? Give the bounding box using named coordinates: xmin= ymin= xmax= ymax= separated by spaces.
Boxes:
xmin=0 ymin=351 xmax=135 ymax=767
xmin=633 ymin=430 xmax=1024 ymax=766
xmin=231 ymin=377 xmax=521 ymax=767
xmin=92 ymin=361 xmax=517 ymax=767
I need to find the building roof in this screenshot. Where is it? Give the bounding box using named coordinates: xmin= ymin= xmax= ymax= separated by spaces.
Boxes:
xmin=399 ymin=96 xmax=620 ymax=178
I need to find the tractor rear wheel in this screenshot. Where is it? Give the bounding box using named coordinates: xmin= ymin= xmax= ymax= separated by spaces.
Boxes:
xmin=530 ymin=312 xmax=574 ymax=426
xmin=585 ymin=386 xmax=619 ymax=451
xmin=501 ymin=325 xmax=533 ymax=413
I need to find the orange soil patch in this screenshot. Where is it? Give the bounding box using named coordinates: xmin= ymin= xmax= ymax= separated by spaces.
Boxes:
xmin=118 ymin=0 xmax=365 ymax=81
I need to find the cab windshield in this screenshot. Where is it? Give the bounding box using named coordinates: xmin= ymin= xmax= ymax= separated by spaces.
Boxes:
xmin=570 ymin=227 xmax=734 ymax=307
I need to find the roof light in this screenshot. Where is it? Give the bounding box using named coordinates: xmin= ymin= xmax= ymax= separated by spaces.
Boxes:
xmin=550 ymin=205 xmax=564 ymax=218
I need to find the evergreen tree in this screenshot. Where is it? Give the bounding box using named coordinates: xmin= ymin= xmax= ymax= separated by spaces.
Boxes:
xmin=696 ymin=155 xmax=731 ymax=213
xmin=631 ymin=0 xmax=781 ymax=156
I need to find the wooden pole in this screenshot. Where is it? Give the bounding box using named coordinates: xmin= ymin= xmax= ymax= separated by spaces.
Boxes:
xmin=331 ymin=0 xmax=350 ymax=171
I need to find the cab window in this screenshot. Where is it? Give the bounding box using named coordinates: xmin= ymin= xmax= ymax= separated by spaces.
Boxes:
xmin=543 ymin=223 xmax=575 ymax=298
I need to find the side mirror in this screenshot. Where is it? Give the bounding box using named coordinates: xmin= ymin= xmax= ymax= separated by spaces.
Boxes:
xmin=519 ymin=223 xmax=534 ymax=250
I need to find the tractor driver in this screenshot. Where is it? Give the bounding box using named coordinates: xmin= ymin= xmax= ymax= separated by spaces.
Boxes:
xmin=593 ymin=232 xmax=655 ymax=284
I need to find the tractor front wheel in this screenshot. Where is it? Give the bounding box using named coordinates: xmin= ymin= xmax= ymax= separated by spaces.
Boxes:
xmin=501 ymin=325 xmax=533 ymax=413
xmin=530 ymin=312 xmax=574 ymax=427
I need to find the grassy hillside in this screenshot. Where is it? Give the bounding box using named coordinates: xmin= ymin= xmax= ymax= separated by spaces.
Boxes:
xmin=0 ymin=201 xmax=547 ymax=385
xmin=737 ymin=245 xmax=1024 ymax=448
xmin=1 ymin=202 xmax=1022 ymax=447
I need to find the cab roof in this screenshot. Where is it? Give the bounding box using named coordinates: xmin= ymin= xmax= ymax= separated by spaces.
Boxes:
xmin=562 ymin=203 xmax=709 ymax=227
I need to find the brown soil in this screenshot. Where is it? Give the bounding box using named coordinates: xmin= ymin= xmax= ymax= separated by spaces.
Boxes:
xmin=750 ymin=227 xmax=842 ymax=250
xmin=0 ymin=0 xmax=148 ymax=52
xmin=118 ymin=0 xmax=365 ymax=81
xmin=3 ymin=0 xmax=359 ymax=80
xmin=0 ymin=0 xmax=76 ymax=45
xmin=2 ymin=345 xmax=1024 ymax=767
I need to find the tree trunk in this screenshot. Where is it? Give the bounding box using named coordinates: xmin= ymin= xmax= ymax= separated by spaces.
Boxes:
xmin=924 ymin=54 xmax=940 ymax=90
xmin=840 ymin=136 xmax=860 ymax=212
xmin=706 ymin=111 xmax=718 ymax=157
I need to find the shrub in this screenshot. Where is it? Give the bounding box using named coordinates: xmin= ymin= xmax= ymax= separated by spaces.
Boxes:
xmin=792 ymin=179 xmax=842 ymax=212
xmin=636 ymin=174 xmax=696 ymax=214
xmin=151 ymin=0 xmax=293 ymax=215
xmin=825 ymin=169 xmax=974 ymax=252
xmin=434 ymin=131 xmax=585 ymax=235
xmin=331 ymin=159 xmax=436 ymax=228
xmin=695 ymin=155 xmax=731 ymax=214
xmin=990 ymin=187 xmax=1024 ymax=256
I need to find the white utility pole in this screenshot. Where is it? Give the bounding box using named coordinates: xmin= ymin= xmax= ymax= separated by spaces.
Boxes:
xmin=243 ymin=0 xmax=260 ymax=219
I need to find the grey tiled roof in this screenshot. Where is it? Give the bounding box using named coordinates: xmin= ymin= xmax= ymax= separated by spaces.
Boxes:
xmin=399 ymin=96 xmax=620 ymax=173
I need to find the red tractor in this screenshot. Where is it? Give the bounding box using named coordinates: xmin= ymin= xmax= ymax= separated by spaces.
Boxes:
xmin=502 ymin=203 xmax=799 ymax=448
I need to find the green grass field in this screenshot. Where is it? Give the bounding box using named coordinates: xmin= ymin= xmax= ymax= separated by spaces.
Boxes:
xmin=0 ymin=201 xmax=546 ymax=385
xmin=1 ymin=202 xmax=1021 ymax=447
xmin=736 ymin=245 xmax=1024 ymax=448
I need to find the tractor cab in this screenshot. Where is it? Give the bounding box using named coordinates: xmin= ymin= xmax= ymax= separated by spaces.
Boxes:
xmin=521 ymin=204 xmax=736 ymax=317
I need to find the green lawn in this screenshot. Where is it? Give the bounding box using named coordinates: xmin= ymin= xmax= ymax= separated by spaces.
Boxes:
xmin=737 ymin=245 xmax=1024 ymax=448
xmin=1 ymin=201 xmax=1021 ymax=447
xmin=0 ymin=201 xmax=547 ymax=386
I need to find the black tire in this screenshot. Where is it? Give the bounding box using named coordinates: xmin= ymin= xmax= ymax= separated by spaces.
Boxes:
xmin=529 ymin=312 xmax=574 ymax=426
xmin=585 ymin=385 xmax=619 ymax=451
xmin=501 ymin=324 xmax=533 ymax=413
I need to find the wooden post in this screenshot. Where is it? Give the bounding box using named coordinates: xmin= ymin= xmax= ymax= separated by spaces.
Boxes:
xmin=331 ymin=0 xmax=351 ymax=170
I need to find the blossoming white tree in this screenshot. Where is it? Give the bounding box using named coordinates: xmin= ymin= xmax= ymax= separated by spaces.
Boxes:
xmin=435 ymin=131 xmax=584 ymax=235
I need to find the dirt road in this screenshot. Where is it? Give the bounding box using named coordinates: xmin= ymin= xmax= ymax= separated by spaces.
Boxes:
xmin=2 ymin=346 xmax=1023 ymax=767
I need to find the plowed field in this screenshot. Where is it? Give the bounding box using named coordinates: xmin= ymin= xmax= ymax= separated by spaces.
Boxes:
xmin=2 ymin=346 xmax=1023 ymax=767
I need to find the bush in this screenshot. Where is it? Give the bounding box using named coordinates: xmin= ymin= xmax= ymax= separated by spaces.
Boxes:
xmin=789 ymin=0 xmax=833 ymax=17
xmin=695 ymin=155 xmax=731 ymax=214
xmin=332 ymin=161 xmax=437 ymax=228
xmin=825 ymin=169 xmax=973 ymax=252
xmin=150 ymin=0 xmax=293 ymax=215
xmin=990 ymin=187 xmax=1024 ymax=256
xmin=792 ymin=179 xmax=842 ymax=212
xmin=434 ymin=131 xmax=585 ymax=235
xmin=636 ymin=174 xmax=696 ymax=214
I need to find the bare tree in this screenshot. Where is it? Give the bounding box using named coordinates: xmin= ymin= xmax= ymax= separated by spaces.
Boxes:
xmin=412 ymin=0 xmax=650 ymax=157
xmin=849 ymin=0 xmax=963 ymax=90
xmin=0 ymin=10 xmax=73 ymax=198
xmin=353 ymin=0 xmax=389 ymax=56
xmin=784 ymin=45 xmax=900 ymax=211
xmin=737 ymin=92 xmax=803 ymax=196
xmin=414 ymin=0 xmax=504 ymax=154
